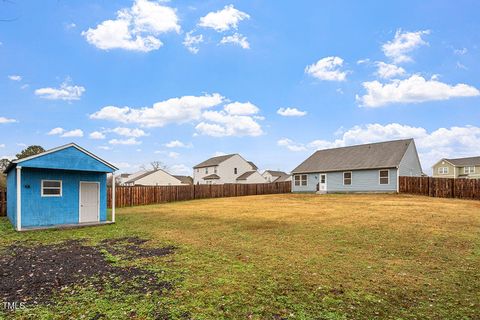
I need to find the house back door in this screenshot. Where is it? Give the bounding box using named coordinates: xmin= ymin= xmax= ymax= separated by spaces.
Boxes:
xmin=319 ymin=174 xmax=327 ymax=192
xmin=80 ymin=182 xmax=99 ymax=223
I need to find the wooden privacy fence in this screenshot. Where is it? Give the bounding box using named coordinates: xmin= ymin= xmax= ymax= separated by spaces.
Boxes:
xmin=0 ymin=188 xmax=6 ymax=217
xmin=399 ymin=176 xmax=480 ymax=200
xmin=107 ymin=181 xmax=292 ymax=208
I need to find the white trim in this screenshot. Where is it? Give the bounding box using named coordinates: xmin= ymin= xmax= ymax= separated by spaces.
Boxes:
xmin=431 ymin=158 xmax=456 ymax=169
xmin=41 ymin=180 xmax=62 ymax=197
xmin=438 ymin=167 xmax=449 ymax=174
xmin=396 ymin=167 xmax=400 ymax=193
xmin=319 ymin=173 xmax=327 ymax=191
xmin=465 ymin=166 xmax=475 ymax=174
xmin=379 ymin=169 xmax=390 ymax=185
xmin=16 ymin=166 xmax=22 ymax=231
xmin=79 ymin=181 xmax=100 ymax=223
xmin=12 ymin=143 xmax=118 ymax=171
xmin=111 ymin=173 xmax=116 ymax=223
xmin=343 ymin=171 xmax=352 ymax=186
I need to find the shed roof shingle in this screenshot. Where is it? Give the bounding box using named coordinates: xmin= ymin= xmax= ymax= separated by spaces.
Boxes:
xmin=292 ymin=139 xmax=413 ymax=174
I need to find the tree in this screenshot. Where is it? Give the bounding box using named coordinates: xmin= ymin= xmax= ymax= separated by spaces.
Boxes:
xmin=0 ymin=158 xmax=10 ymax=172
xmin=16 ymin=145 xmax=45 ymax=160
xmin=149 ymin=161 xmax=167 ymax=170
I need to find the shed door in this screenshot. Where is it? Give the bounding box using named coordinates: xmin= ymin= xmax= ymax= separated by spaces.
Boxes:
xmin=80 ymin=182 xmax=99 ymax=223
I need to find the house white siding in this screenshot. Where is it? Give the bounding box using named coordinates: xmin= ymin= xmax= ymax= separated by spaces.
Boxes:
xmin=238 ymin=171 xmax=266 ymax=184
xmin=193 ymin=155 xmax=257 ymax=184
xmin=132 ymin=170 xmax=186 ymax=186
xmin=262 ymin=171 xmax=276 ymax=182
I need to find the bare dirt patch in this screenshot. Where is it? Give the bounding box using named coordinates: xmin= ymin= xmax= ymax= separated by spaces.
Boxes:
xmin=0 ymin=238 xmax=175 ymax=306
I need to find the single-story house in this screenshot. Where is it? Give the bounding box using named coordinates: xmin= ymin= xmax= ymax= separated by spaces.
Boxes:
xmin=122 ymin=169 xmax=193 ymax=186
xmin=262 ymin=170 xmax=292 ymax=183
xmin=432 ymin=156 xmax=480 ymax=179
xmin=236 ymin=171 xmax=266 ymax=184
xmin=4 ymin=143 xmax=118 ymax=231
xmin=291 ymin=139 xmax=422 ymax=193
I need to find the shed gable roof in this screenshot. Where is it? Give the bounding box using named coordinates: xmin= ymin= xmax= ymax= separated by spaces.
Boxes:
xmin=5 ymin=143 xmax=117 ymax=173
xmin=292 ymin=139 xmax=413 ymax=174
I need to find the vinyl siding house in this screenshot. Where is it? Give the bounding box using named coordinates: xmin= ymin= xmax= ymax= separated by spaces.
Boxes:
xmin=262 ymin=170 xmax=292 ymax=183
xmin=4 ymin=143 xmax=118 ymax=231
xmin=291 ymin=139 xmax=422 ymax=193
xmin=193 ymin=154 xmax=263 ymax=184
xmin=432 ymin=156 xmax=480 ymax=179
xmin=236 ymin=171 xmax=266 ymax=184
xmin=122 ymin=169 xmax=193 ymax=186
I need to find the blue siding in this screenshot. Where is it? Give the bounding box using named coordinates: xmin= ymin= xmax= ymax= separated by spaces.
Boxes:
xmin=10 ymin=168 xmax=107 ymax=227
xmin=292 ymin=169 xmax=397 ymax=193
xmin=398 ymin=141 xmax=423 ymax=176
xmin=6 ymin=170 xmax=17 ymax=228
xmin=326 ymin=169 xmax=397 ymax=192
xmin=19 ymin=146 xmax=114 ymax=173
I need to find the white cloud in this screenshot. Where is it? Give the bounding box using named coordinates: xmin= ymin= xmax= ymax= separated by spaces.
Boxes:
xmin=375 ymin=62 xmax=406 ymax=79
xmin=48 ymin=127 xmax=83 ymax=137
xmin=0 ymin=144 xmax=5 ymax=148
xmin=91 ymin=93 xmax=224 ymax=127
xmin=277 ymin=138 xmax=307 ymax=152
xmin=305 ymin=56 xmax=348 ymax=81
xmin=168 ymin=151 xmax=179 ymax=159
xmin=109 ymin=127 xmax=148 ymax=137
xmin=357 ymin=58 xmax=370 ymax=64
xmin=169 ymin=164 xmax=191 ymax=175
xmin=0 ymin=117 xmax=17 ymax=124
xmin=454 ymin=48 xmax=468 ymax=55
xmin=212 ymin=151 xmax=227 ymax=157
xmin=98 ymin=146 xmax=112 ymax=150
xmin=8 ymin=75 xmax=22 ymax=81
xmin=47 ymin=127 xmax=65 ymax=135
xmin=164 ymin=140 xmax=191 ymax=148
xmin=277 ymin=107 xmax=307 ymax=117
xmin=220 ymin=33 xmax=250 ymax=49
xmin=109 ymin=138 xmax=141 ymax=145
xmin=183 ymin=31 xmax=203 ymax=54
xmin=35 ymin=80 xmax=85 ymax=101
xmin=89 ymin=131 xmax=106 ymax=140
xmin=357 ymin=75 xmax=480 ymax=107
xmin=279 ymin=123 xmax=480 ymax=171
xmin=196 ymin=106 xmax=263 ymax=137
xmin=223 ymin=101 xmax=259 ymax=115
xmin=198 ymin=5 xmax=250 ymax=32
xmin=65 ymin=22 xmax=76 ymax=29
xmin=382 ymin=29 xmax=430 ymax=63
xmin=61 ymin=129 xmax=84 ymax=138
xmin=82 ymin=0 xmax=180 ymax=52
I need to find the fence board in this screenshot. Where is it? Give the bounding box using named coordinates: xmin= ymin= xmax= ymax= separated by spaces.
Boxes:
xmin=107 ymin=181 xmax=291 ymax=208
xmin=0 ymin=188 xmax=6 ymax=217
xmin=399 ymin=176 xmax=479 ymax=200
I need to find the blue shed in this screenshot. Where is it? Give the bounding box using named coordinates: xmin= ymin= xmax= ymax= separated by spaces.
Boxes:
xmin=4 ymin=143 xmax=118 ymax=231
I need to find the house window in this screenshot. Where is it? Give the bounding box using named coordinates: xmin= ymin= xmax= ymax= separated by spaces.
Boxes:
xmin=196 ymin=169 xmax=199 ymax=173
xmin=465 ymin=166 xmax=475 ymax=174
xmin=41 ymin=180 xmax=62 ymax=197
xmin=438 ymin=167 xmax=448 ymax=174
xmin=294 ymin=174 xmax=307 ymax=186
xmin=205 ymin=168 xmax=208 ymax=174
xmin=234 ymin=168 xmax=238 ymax=174
xmin=214 ymin=168 xmax=218 ymax=174
xmin=379 ymin=170 xmax=389 ymax=184
xmin=343 ymin=172 xmax=352 ymax=185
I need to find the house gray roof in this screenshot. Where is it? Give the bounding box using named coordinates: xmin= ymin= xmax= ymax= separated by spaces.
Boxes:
xmin=292 ymin=139 xmax=413 ymax=174
xmin=444 ymin=156 xmax=480 ymax=166
xmin=173 ymin=175 xmax=193 ymax=185
xmin=265 ymin=170 xmax=287 ymax=177
xmin=273 ymin=174 xmax=291 ymax=182
xmin=236 ymin=171 xmax=256 ymax=180
xmin=125 ymin=170 xmax=158 ymax=184
xmin=203 ymin=174 xmax=220 ymax=180
xmin=193 ymin=154 xmax=236 ymax=169
xmin=248 ymin=161 xmax=258 ymax=170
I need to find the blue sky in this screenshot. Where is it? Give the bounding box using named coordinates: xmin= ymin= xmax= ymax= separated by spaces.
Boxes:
xmin=1 ymin=0 xmax=479 ymax=175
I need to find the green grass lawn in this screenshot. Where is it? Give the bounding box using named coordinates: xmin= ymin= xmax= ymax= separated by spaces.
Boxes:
xmin=1 ymin=194 xmax=479 ymax=319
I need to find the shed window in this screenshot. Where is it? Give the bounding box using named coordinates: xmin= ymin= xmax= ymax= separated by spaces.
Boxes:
xmin=379 ymin=170 xmax=389 ymax=184
xmin=465 ymin=166 xmax=475 ymax=174
xmin=294 ymin=174 xmax=307 ymax=186
xmin=343 ymin=172 xmax=352 ymax=185
xmin=41 ymin=180 xmax=62 ymax=197
xmin=438 ymin=167 xmax=448 ymax=174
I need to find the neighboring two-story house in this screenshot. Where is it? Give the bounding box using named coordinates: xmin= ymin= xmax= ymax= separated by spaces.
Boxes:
xmin=193 ymin=154 xmax=263 ymax=184
xmin=432 ymin=156 xmax=480 ymax=179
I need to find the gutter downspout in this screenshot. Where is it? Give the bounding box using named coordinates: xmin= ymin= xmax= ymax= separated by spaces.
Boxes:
xmin=16 ymin=166 xmax=22 ymax=231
